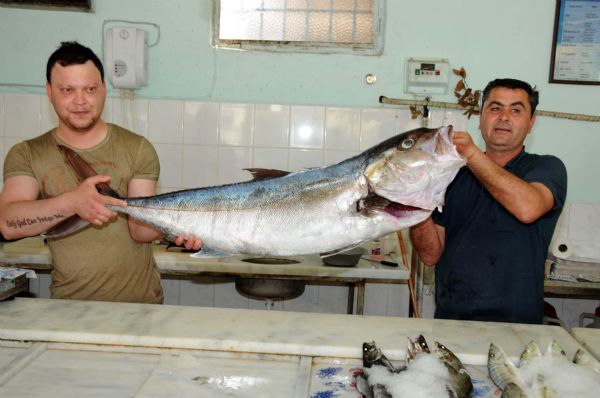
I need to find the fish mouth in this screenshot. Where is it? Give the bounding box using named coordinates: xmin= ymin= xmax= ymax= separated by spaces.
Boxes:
xmin=358 ymin=191 xmax=427 ymax=218
xmin=382 ymin=201 xmax=423 ymax=217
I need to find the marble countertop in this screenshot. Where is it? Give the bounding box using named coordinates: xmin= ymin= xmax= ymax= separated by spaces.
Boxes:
xmin=0 ymin=298 xmax=584 ymax=366
xmin=571 ymin=327 xmax=600 ymax=360
xmin=0 ymin=238 xmax=409 ymax=281
xmin=1 ymin=298 xmax=596 ymax=398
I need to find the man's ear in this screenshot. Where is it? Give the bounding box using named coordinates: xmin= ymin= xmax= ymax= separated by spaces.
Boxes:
xmin=45 ymin=82 xmax=52 ymax=102
xmin=528 ymin=114 xmax=537 ymax=134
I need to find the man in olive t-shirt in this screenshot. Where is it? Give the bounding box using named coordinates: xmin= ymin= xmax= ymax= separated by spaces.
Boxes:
xmin=0 ymin=41 xmax=201 ymax=303
xmin=4 ymin=125 xmax=164 ymax=303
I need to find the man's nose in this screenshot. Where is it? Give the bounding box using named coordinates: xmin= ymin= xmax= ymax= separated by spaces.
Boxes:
xmin=74 ymin=90 xmax=86 ymax=103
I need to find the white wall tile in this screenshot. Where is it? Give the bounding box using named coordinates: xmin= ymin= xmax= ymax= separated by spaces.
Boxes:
xmin=0 ymin=141 xmax=4 ymax=191
xmin=0 ymin=93 xmax=4 ymax=137
xmin=253 ymin=147 xmax=288 ymax=170
xmin=568 ymin=203 xmax=600 ymax=241
xmin=219 ymin=103 xmax=253 ymax=146
xmin=317 ymin=284 xmax=349 ymax=314
xmin=218 ymin=146 xmax=253 ymax=185
xmin=184 ymin=101 xmax=219 ymax=146
xmin=4 ymin=93 xmax=41 ymax=138
xmin=182 ymin=145 xmax=218 ymax=188
xmin=324 ymin=107 xmax=360 ymax=151
xmin=420 ymin=291 xmax=436 ymax=319
xmin=283 ymin=284 xmax=319 ymax=313
xmin=101 ymin=95 xmax=112 ymax=123
xmin=249 ymin=296 xmax=284 ymax=311
xmin=363 ymin=282 xmax=389 ymax=316
xmin=133 ymin=98 xmax=150 ymax=137
xmin=110 ymin=97 xmax=149 ymax=137
xmin=290 ymin=105 xmax=324 ymax=149
xmin=426 ymin=109 xmax=446 ymax=128
xmin=323 ymin=150 xmax=358 ymax=167
xmin=148 ymin=99 xmax=184 ymax=143
xmin=443 ymin=109 xmax=469 ymax=131
xmin=179 ymin=277 xmax=216 ymax=307
xmin=395 ymin=108 xmax=423 ymax=132
xmin=561 ymin=298 xmax=599 ymax=330
xmin=254 ymin=104 xmax=289 ymax=148
xmin=4 ymin=137 xmax=23 ymax=154
xmin=26 ymin=272 xmax=41 ymax=297
xmin=359 ymin=108 xmax=397 ymax=150
xmin=386 ymin=284 xmax=410 ymax=317
xmin=289 ymin=149 xmax=322 ymax=171
xmin=0 ymin=94 xmax=3 ymax=191
xmin=40 ymin=96 xmax=58 ymax=133
xmin=552 ymin=203 xmax=570 ymax=241
xmin=214 ymin=278 xmax=249 ymax=309
xmin=38 ymin=273 xmax=52 ymax=299
xmin=153 ymin=143 xmax=183 ymax=190
xmin=161 ymin=277 xmax=180 ymax=305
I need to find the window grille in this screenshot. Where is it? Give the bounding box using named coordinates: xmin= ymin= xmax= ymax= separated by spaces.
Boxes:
xmin=214 ymin=0 xmax=384 ymax=54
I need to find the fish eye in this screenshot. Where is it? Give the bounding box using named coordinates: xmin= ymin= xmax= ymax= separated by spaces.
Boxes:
xmin=401 ymin=138 xmax=415 ymax=149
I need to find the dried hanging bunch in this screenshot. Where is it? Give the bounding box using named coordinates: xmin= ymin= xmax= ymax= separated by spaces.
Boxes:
xmin=453 ymin=67 xmax=481 ymax=119
xmin=409 ymin=104 xmax=421 ymax=119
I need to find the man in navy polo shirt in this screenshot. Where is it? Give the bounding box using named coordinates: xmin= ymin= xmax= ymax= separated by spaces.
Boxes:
xmin=409 ymin=78 xmax=567 ymax=324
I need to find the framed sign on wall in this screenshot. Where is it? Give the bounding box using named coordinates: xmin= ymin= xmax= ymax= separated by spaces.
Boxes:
xmin=549 ymin=0 xmax=600 ymax=85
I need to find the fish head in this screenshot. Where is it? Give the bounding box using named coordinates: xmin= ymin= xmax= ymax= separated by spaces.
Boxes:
xmin=365 ymin=125 xmax=466 ymax=213
xmin=518 ymin=340 xmax=542 ymax=368
xmin=362 ymin=341 xmax=383 ymax=367
xmin=434 ymin=342 xmax=462 ymax=371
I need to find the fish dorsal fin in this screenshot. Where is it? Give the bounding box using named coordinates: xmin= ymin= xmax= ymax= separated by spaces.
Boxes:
xmin=244 ymin=168 xmax=291 ymax=181
xmin=57 ymin=145 xmax=121 ymax=198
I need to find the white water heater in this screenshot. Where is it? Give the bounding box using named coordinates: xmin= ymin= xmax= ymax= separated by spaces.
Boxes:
xmin=104 ymin=27 xmax=148 ymax=89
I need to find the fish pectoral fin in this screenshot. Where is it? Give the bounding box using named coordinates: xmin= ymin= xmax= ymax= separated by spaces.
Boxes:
xmin=243 ymin=168 xmax=291 ymax=181
xmin=42 ymin=215 xmax=90 ymax=239
xmin=190 ymin=246 xmax=235 ymax=258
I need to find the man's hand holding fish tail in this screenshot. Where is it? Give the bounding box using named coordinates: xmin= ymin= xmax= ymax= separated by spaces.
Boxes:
xmin=0 ymin=174 xmax=121 ymax=240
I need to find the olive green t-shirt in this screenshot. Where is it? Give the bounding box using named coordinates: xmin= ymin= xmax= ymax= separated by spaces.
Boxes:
xmin=3 ymin=124 xmax=163 ymax=303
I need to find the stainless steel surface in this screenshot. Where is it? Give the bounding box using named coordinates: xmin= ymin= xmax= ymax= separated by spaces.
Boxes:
xmin=235 ymin=278 xmax=305 ymax=300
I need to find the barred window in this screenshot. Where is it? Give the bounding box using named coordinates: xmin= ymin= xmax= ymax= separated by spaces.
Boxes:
xmin=214 ymin=0 xmax=384 ymax=54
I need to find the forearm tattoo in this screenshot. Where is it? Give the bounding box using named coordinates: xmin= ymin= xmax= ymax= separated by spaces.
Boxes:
xmin=5 ymin=214 xmax=65 ymax=229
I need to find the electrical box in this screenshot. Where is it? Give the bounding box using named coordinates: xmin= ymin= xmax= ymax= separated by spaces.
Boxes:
xmin=405 ymin=58 xmax=450 ymax=95
xmin=104 ymin=27 xmax=148 ymax=89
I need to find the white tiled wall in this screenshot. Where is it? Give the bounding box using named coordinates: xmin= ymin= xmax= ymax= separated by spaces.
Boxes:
xmin=2 ymin=93 xmax=598 ymax=327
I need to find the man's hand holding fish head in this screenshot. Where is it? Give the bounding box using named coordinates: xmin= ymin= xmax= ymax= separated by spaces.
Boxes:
xmin=449 ymin=130 xmax=480 ymax=161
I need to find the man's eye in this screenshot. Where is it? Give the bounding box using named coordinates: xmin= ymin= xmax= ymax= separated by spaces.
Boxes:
xmin=62 ymin=88 xmax=71 ymax=94
xmin=87 ymin=87 xmax=96 ymax=93
xmin=512 ymin=108 xmax=521 ymax=114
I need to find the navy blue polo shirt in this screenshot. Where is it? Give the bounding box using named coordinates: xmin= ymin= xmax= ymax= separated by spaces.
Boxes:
xmin=432 ymin=149 xmax=567 ymax=324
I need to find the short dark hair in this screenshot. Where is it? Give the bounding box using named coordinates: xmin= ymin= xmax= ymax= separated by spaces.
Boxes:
xmin=481 ymin=78 xmax=539 ymax=116
xmin=46 ymin=41 xmax=104 ymax=83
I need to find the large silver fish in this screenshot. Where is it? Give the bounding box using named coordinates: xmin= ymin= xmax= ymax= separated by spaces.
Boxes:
xmin=52 ymin=126 xmax=465 ymax=257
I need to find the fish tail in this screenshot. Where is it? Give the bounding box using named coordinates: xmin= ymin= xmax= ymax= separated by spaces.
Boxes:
xmin=57 ymin=145 xmax=122 ymax=199
xmin=44 ymin=145 xmax=122 ymax=239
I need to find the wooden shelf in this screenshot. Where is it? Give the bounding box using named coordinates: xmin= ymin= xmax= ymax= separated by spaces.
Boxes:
xmin=544 ymin=279 xmax=600 ymax=298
